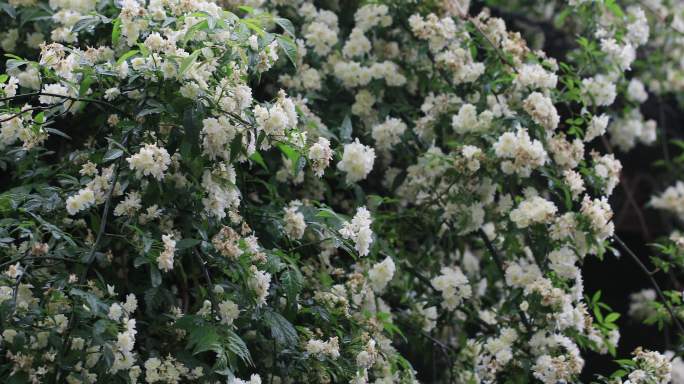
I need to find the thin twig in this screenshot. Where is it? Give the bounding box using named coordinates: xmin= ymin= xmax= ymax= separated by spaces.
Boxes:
xmin=194 ymin=249 xmax=219 ymax=317
xmin=614 ymin=235 xmax=684 ymax=335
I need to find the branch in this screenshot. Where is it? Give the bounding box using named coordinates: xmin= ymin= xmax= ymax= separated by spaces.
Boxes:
xmin=614 ymin=235 xmax=684 ymax=335
xmin=194 ymin=249 xmax=220 ymax=317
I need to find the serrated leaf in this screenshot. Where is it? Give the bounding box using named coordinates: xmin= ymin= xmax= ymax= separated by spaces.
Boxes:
xmin=188 ymin=325 xmax=221 ymax=355
xmin=103 ymin=148 xmax=123 ymax=162
xmin=276 ymin=35 xmax=297 ymax=68
xmin=274 ymin=17 xmax=295 ymax=38
xmin=263 ymin=310 xmax=298 ymax=347
xmin=226 ymin=330 xmax=253 ymax=366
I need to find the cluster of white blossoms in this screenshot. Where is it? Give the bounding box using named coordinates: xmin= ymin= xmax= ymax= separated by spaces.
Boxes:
xmin=305 ymin=336 xmax=341 ymax=360
xmin=218 ymin=299 xmax=239 ymax=326
xmin=307 ymin=137 xmax=333 ymax=177
xmin=233 ymin=374 xmax=262 ymax=384
xmin=371 ymin=117 xmax=406 ymax=150
xmin=2 ymin=0 xmax=681 ymax=381
xmin=283 ymin=200 xmax=306 ymax=240
xmin=339 ymin=207 xmax=374 ymax=257
xmin=493 ymin=127 xmax=548 ymax=176
xmin=650 ymin=181 xmax=684 ymax=220
xmin=608 ymin=109 xmax=657 ymax=152
xmin=431 ymin=266 xmax=472 ymax=310
xmin=127 ymin=143 xmax=171 ymax=181
xmin=65 ymin=187 xmax=96 ymax=215
xmin=509 ymin=195 xmax=558 ymax=228
xmin=157 ymin=234 xmax=176 ymax=272
xmin=300 ymin=3 xmax=339 ymax=57
xmin=451 ymin=103 xmax=493 ymax=134
xmin=367 ymin=256 xmax=396 ymax=293
xmin=201 ymin=116 xmax=237 ymax=161
xmin=522 ymin=92 xmax=559 ymax=131
xmin=248 ymin=265 xmax=272 ymax=307
xmin=337 ymin=139 xmax=376 ymax=184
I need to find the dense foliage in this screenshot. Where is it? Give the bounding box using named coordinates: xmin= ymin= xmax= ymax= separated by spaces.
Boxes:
xmin=1 ymin=0 xmax=684 ymax=383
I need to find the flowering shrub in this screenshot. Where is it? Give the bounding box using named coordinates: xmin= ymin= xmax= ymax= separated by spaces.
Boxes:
xmin=0 ymin=0 xmax=682 ymax=383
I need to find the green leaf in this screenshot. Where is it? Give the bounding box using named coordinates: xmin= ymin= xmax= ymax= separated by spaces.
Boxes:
xmin=248 ymin=151 xmax=269 ymax=171
xmin=187 ymin=325 xmax=221 ymax=355
xmin=112 ymin=17 xmax=122 ymax=45
xmin=0 ymin=3 xmax=16 ymax=18
xmin=339 ymin=115 xmax=352 ymax=142
xmin=276 ymin=35 xmax=298 ymax=69
xmin=179 ymin=50 xmax=201 ymax=78
xmin=116 ymin=49 xmax=139 ymax=65
xmin=263 ymin=310 xmax=298 ymax=347
xmin=605 ymin=0 xmax=625 ymax=18
xmin=604 ymin=313 xmax=620 ymax=323
xmin=44 ymin=128 xmax=72 ymax=140
xmin=150 ymin=266 xmax=162 ymax=287
xmin=281 ymin=269 xmax=302 ymax=307
xmin=277 ymin=143 xmax=301 ymax=176
xmin=102 ymin=148 xmax=123 ymax=162
xmin=226 ymin=330 xmax=253 ymax=366
xmin=72 ymin=16 xmax=101 ymax=33
xmin=79 ymin=74 xmax=93 ymax=97
xmin=274 ymin=17 xmax=295 ymax=38
xmin=176 ymin=238 xmax=201 ymax=250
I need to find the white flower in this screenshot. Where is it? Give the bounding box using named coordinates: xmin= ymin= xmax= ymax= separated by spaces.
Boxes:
xmin=127 ymin=143 xmax=171 ymax=180
xmin=157 ymin=234 xmax=176 ymax=272
xmin=452 ymin=103 xmax=492 ymax=134
xmin=628 ymin=289 xmax=657 ymax=321
xmin=39 ymin=83 xmax=69 ymax=105
xmin=651 ymin=181 xmax=684 ymax=220
xmin=580 ymin=195 xmax=614 ymax=240
xmin=201 ymin=116 xmax=237 ymax=160
xmin=581 ymin=75 xmax=617 ymax=107
xmin=284 ymin=201 xmax=306 ymax=240
xmin=523 ymin=92 xmax=559 ymax=131
xmin=248 ymin=266 xmax=271 ymax=306
xmin=627 ymin=78 xmax=648 ymax=103
xmin=306 ymin=336 xmax=340 ymax=360
xmin=233 ymin=374 xmax=262 ymax=384
xmin=509 ymin=196 xmax=558 ymax=228
xmin=66 ymin=188 xmax=96 ymax=215
xmin=516 ymin=63 xmax=557 ymax=90
xmin=368 ymin=256 xmax=396 ymax=292
xmin=548 ymin=247 xmax=579 ymax=279
xmin=372 ymin=117 xmax=406 ymax=150
xmin=308 ymin=137 xmax=333 ymax=177
xmin=343 ymin=28 xmax=371 ymax=58
xmin=600 ymin=38 xmax=636 ymax=70
xmin=114 ymin=191 xmax=142 ymax=217
xmin=493 ymin=127 xmax=548 ymax=177
xmin=108 ymin=303 xmax=123 ymax=322
xmin=584 ymin=114 xmax=609 ymax=142
xmin=218 ymin=299 xmax=239 ymax=326
xmin=337 ymin=139 xmax=375 ymax=183
xmin=431 ymin=266 xmax=471 ymax=310
xmin=563 ymin=170 xmax=585 ymax=200
xmin=339 ymin=206 xmax=374 ymax=256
